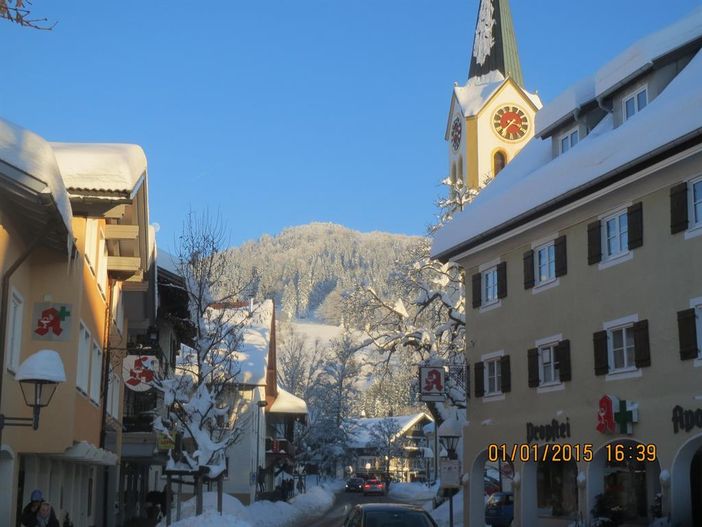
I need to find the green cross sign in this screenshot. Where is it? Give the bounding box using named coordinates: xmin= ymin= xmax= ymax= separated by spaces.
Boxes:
xmin=614 ymin=399 xmax=638 ymax=434
xmin=58 ymin=306 xmax=71 ymax=321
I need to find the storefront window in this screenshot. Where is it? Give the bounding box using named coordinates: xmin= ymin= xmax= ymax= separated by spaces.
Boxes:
xmin=603 ymin=457 xmax=648 ymax=520
xmin=536 ymin=460 xmax=578 ymax=517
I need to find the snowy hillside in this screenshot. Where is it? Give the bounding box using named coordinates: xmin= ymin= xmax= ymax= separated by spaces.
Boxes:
xmin=225 ymin=222 xmax=422 ymax=321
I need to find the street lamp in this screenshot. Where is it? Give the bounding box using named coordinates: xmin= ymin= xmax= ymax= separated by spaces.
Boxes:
xmin=0 ymin=350 xmax=66 ymax=431
xmin=439 ymin=416 xmax=462 ymax=527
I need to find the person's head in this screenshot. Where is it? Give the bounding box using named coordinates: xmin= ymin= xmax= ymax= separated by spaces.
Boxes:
xmin=38 ymin=502 xmax=51 ymax=518
xmin=29 ymin=490 xmax=43 ymax=511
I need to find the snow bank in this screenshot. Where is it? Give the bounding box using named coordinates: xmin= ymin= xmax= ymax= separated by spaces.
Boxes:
xmin=162 ymin=482 xmax=337 ymax=527
xmin=427 ymin=490 xmax=464 ymax=527
xmin=388 ymin=482 xmax=438 ymax=501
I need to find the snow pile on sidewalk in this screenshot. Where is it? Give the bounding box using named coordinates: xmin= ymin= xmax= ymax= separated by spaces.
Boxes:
xmin=427 ymin=490 xmax=464 ymax=527
xmin=163 ymin=482 xmax=338 ymax=527
xmin=388 ymin=482 xmax=438 ymax=501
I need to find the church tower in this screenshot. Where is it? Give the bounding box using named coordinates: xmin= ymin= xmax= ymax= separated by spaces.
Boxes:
xmin=446 ymin=0 xmax=541 ymax=191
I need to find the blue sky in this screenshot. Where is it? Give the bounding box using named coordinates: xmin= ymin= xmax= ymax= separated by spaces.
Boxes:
xmin=2 ymin=0 xmax=700 ymax=248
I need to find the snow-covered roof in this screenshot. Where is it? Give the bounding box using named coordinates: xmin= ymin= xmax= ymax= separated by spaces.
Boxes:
xmin=232 ymin=300 xmax=274 ymax=386
xmin=536 ymin=7 xmax=702 ymax=137
xmin=269 ymin=386 xmax=308 ymax=415
xmin=432 ymin=46 xmax=702 ymax=260
xmin=51 ymin=142 xmax=147 ymax=197
xmin=63 ymin=441 xmax=118 ymax=466
xmin=15 ymin=349 xmax=67 ymax=383
xmin=347 ymin=413 xmax=432 ymax=449
xmin=0 ymin=117 xmax=74 ymax=237
xmin=157 ymin=248 xmax=180 ymax=276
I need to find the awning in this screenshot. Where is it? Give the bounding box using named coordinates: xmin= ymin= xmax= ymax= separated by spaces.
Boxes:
xmin=61 ymin=441 xmax=118 ymax=466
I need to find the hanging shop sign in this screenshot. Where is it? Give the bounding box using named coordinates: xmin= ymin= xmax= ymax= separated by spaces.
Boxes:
xmin=32 ymin=303 xmax=72 ymax=342
xmin=419 ymin=366 xmax=446 ymax=401
xmin=526 ymin=418 xmax=571 ymax=443
xmin=123 ymin=355 xmax=158 ymax=392
xmin=672 ymin=405 xmax=702 ymax=434
xmin=596 ymin=394 xmax=639 ymax=435
xmin=157 ymin=433 xmax=176 ymax=451
xmin=439 ymin=459 xmax=461 ymax=489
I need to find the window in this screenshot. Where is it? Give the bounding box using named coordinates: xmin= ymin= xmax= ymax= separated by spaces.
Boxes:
xmin=6 ymin=288 xmax=24 ymax=371
xmin=623 ymin=87 xmax=647 ymax=121
xmin=535 ymin=242 xmax=556 ymax=285
xmin=482 ymin=267 xmax=498 ymax=305
xmin=608 ymin=325 xmax=635 ymax=372
xmin=539 ymin=344 xmax=560 ymax=384
xmin=84 ymin=218 xmax=98 ymax=268
xmin=559 ymin=128 xmax=579 ymax=154
xmin=691 ymin=177 xmax=702 ymax=228
xmin=90 ymin=342 xmax=103 ymax=404
xmin=77 ymin=323 xmax=91 ymax=392
xmin=485 ymin=358 xmax=502 ymax=395
xmin=603 ymin=211 xmax=628 ymax=259
xmin=493 ymin=151 xmax=506 ymax=176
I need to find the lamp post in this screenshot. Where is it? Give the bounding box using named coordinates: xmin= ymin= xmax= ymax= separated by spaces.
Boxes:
xmin=439 ymin=417 xmax=461 ymax=527
xmin=0 ymin=350 xmax=66 ymax=438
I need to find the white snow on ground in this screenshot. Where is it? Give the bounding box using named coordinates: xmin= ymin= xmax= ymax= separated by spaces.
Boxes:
xmin=427 ymin=490 xmax=464 ymax=527
xmin=290 ymin=320 xmax=343 ymax=345
xmin=388 ymin=482 xmax=438 ymax=501
xmin=162 ymin=480 xmax=340 ymax=527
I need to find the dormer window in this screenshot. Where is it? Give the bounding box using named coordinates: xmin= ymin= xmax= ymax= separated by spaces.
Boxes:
xmin=559 ymin=128 xmax=579 ymax=154
xmin=624 ymin=87 xmax=647 ymax=121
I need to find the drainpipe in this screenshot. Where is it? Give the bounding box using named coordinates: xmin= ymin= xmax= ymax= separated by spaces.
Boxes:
xmin=597 ymin=96 xmax=613 ymax=115
xmin=0 ymin=225 xmax=49 ymax=449
xmin=100 ymin=279 xmax=116 ymax=527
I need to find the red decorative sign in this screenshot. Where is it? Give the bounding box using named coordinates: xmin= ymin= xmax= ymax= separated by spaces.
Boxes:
xmin=597 ymin=395 xmax=617 ymax=434
xmin=122 ymin=355 xmax=158 ymax=392
xmin=32 ymin=303 xmax=72 ymax=342
xmin=597 ymin=394 xmax=639 ymax=434
xmin=420 ymin=366 xmax=446 ymax=401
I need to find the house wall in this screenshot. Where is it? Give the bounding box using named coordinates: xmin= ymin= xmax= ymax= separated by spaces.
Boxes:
xmin=457 ymin=143 xmax=702 ymax=525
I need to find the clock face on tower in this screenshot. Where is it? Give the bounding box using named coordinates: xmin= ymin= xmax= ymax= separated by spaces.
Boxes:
xmin=450 ymin=117 xmax=462 ymax=151
xmin=493 ymin=105 xmax=529 ymax=141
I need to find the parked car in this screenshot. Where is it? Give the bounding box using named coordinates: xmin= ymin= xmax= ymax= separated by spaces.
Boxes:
xmin=344 ymin=503 xmax=438 ymax=527
xmin=346 ymin=477 xmax=365 ymax=492
xmin=362 ymin=478 xmax=386 ymax=496
xmin=485 ymin=491 xmax=514 ymax=527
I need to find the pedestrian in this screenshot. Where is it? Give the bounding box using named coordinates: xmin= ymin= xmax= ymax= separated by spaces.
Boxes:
xmin=36 ymin=502 xmax=59 ymax=527
xmin=20 ymin=490 xmax=58 ymax=527
xmin=257 ymin=465 xmax=266 ymax=493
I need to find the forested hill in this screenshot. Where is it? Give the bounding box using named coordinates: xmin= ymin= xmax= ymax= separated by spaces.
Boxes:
xmin=225 ymin=223 xmax=423 ymax=322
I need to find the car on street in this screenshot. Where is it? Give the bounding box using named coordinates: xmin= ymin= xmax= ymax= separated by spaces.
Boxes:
xmin=345 ymin=477 xmax=365 ymax=492
xmin=362 ymin=478 xmax=386 ymax=496
xmin=484 ymin=491 xmax=514 ymax=527
xmin=343 ymin=503 xmax=439 ymax=527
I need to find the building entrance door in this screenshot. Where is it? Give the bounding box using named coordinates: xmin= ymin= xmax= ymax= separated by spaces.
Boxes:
xmin=691 ymin=449 xmax=702 ymax=525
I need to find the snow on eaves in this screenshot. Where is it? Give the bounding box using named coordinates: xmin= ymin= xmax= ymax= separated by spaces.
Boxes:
xmin=269 ymin=386 xmax=308 ymax=415
xmin=157 ymin=248 xmax=180 ymax=276
xmin=0 ymin=117 xmax=74 ymax=238
xmin=537 ymin=7 xmax=702 ymax=137
xmin=432 ymin=47 xmax=702 ymax=260
xmin=347 ymin=413 xmax=432 ymax=449
xmin=51 ymin=142 xmax=147 ymax=197
xmin=231 ymin=300 xmax=274 ymax=386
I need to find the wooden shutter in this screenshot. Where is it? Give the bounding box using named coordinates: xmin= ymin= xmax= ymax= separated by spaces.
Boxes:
xmin=474 ymin=361 xmax=485 ymax=398
xmin=678 ymin=308 xmax=699 ymax=360
xmin=471 ymin=272 xmax=482 ymax=308
xmin=527 ymin=348 xmax=540 ymax=387
xmin=593 ymin=330 xmax=609 ymax=375
xmin=554 ymin=235 xmax=567 ymax=277
xmin=627 ymin=202 xmax=644 ymax=249
xmin=500 ymin=355 xmax=511 ymax=393
xmin=633 ymin=319 xmax=651 ymax=367
xmin=497 ymin=262 xmax=507 ymax=299
xmin=556 ymin=339 xmax=572 ymax=382
xmin=670 ymin=182 xmax=689 ymax=234
xmin=587 ymin=221 xmax=602 ymax=265
xmin=523 ymin=250 xmax=535 ymax=289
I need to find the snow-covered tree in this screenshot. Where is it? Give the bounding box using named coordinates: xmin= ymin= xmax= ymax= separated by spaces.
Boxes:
xmin=151 ymin=210 xmax=256 ymax=482
xmin=277 ymin=323 xmax=324 ymax=401
xmin=368 ymin=417 xmax=407 ymax=477
xmin=345 ymin=174 xmax=492 ymax=420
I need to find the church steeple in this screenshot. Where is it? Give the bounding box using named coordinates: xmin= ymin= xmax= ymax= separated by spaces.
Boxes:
xmin=468 ymin=0 xmax=524 ymax=87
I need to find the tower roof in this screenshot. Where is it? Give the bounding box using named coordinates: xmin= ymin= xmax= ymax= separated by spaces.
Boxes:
xmin=468 ymin=0 xmax=524 ymax=87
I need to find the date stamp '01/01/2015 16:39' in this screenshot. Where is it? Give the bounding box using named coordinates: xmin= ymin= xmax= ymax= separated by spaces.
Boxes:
xmin=487 ymin=442 xmax=658 ymax=464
